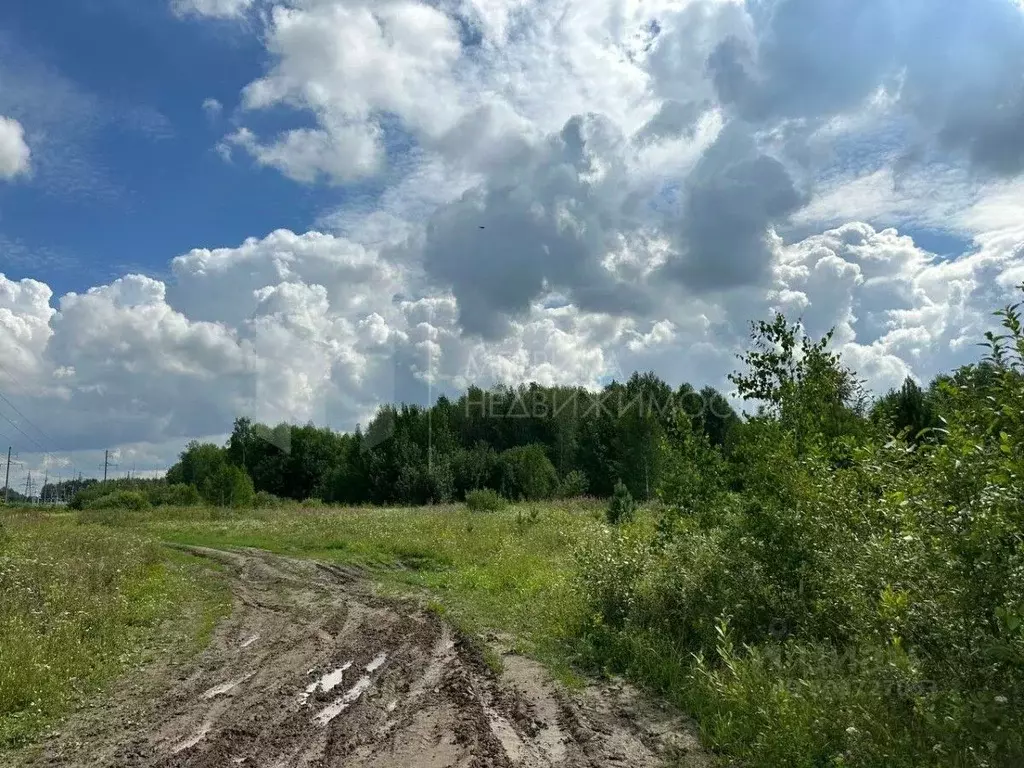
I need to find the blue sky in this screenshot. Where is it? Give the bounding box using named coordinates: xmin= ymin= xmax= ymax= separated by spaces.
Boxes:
xmin=0 ymin=0 xmax=346 ymax=294
xmin=1 ymin=0 xmax=1024 ymax=487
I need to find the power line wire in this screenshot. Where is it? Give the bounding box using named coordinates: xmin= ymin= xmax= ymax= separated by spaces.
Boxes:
xmin=0 ymin=363 xmax=77 ymax=471
xmin=0 ymin=362 xmax=61 ymax=447
xmin=0 ymin=402 xmax=49 ymax=455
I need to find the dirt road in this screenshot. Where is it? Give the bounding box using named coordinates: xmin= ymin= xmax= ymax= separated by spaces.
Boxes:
xmin=26 ymin=547 xmax=709 ymax=767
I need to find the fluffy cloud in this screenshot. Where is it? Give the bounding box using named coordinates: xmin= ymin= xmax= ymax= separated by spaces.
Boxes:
xmin=227 ymin=0 xmax=467 ymax=181
xmin=770 ymin=220 xmax=1024 ymax=393
xmin=704 ymin=0 xmax=1024 ymax=176
xmin=0 ymin=274 xmax=53 ymax=382
xmin=5 ymin=217 xmax=1021 ymax=475
xmin=0 ymin=115 xmax=31 ymax=179
xmin=223 ymin=125 xmax=382 ymax=184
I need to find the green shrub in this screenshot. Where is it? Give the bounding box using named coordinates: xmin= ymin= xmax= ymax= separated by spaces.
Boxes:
xmin=574 ymin=524 xmax=650 ymax=628
xmin=70 ymin=479 xmax=200 ymax=510
xmin=145 ymin=483 xmax=201 ymax=507
xmin=572 ymin=293 xmax=1024 ymax=767
xmin=465 ymin=488 xmax=508 ymax=512
xmin=85 ymin=490 xmax=150 ymax=512
xmin=606 ymin=481 xmax=636 ymax=525
xmin=69 ymin=482 xmax=118 ymax=510
xmin=556 ymin=470 xmax=589 ymax=499
xmin=453 ymin=443 xmax=499 ymax=498
xmin=498 ymin=444 xmax=558 ymax=501
xmin=200 ymin=464 xmax=255 ymax=508
xmin=253 ymin=490 xmax=282 ymax=509
xmin=301 ymin=498 xmax=324 ymax=509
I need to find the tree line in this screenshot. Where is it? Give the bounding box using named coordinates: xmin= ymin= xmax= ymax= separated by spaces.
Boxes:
xmin=153 ymin=355 xmax=954 ymax=510
xmin=160 ymin=376 xmax=744 ymax=507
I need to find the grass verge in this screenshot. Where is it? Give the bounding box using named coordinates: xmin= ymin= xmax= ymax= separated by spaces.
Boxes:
xmin=0 ymin=511 xmax=230 ymax=750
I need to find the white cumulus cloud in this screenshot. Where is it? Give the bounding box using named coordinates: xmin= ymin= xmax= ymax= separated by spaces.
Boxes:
xmin=0 ymin=116 xmax=31 ymax=179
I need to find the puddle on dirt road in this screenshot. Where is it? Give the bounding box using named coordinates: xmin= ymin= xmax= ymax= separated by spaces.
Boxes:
xmin=313 ymin=676 xmax=373 ymax=726
xmin=313 ymin=653 xmax=389 ymax=726
xmin=202 ymin=673 xmax=254 ymax=700
xmin=299 ymin=661 xmax=353 ymax=705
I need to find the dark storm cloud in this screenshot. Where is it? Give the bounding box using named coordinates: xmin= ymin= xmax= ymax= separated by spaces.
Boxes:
xmin=662 ymin=125 xmax=806 ymax=291
xmin=421 ymin=114 xmax=650 ymax=339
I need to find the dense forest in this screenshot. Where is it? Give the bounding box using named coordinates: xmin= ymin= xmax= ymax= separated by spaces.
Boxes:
xmin=163 ymin=377 xmax=746 ymax=507
xmin=68 ymin=335 xmax=946 ymax=512
xmin=152 ymin=357 xmax=942 ymax=511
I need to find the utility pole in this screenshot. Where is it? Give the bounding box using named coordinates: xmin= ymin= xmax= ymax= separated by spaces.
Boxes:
xmin=101 ymin=452 xmax=118 ymax=483
xmin=24 ymin=472 xmax=33 ymax=503
xmin=3 ymin=447 xmax=10 ymax=504
xmin=42 ymin=469 xmax=48 ymax=504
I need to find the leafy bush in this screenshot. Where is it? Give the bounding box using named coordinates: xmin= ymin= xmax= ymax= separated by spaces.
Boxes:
xmin=573 ymin=290 xmax=1024 ymax=767
xmin=84 ymin=490 xmax=150 ymax=511
xmin=575 ymin=524 xmax=649 ymax=627
xmin=498 ymin=444 xmax=558 ymax=501
xmin=606 ymin=481 xmax=636 ymax=525
xmin=145 ymin=483 xmax=201 ymax=507
xmin=70 ymin=479 xmax=200 ymax=510
xmin=453 ymin=443 xmax=499 ymax=498
xmin=69 ymin=481 xmax=128 ymax=510
xmin=200 ymin=464 xmax=255 ymax=508
xmin=253 ymin=490 xmax=282 ymax=509
xmin=556 ymin=470 xmax=589 ymax=499
xmin=465 ymin=488 xmax=508 ymax=513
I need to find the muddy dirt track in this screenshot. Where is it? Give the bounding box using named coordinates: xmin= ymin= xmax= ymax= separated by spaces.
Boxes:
xmin=26 ymin=547 xmax=710 ymax=768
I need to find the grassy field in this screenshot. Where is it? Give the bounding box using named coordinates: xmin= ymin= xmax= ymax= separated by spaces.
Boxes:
xmin=84 ymin=500 xmax=609 ymax=681
xmin=0 ymin=509 xmax=231 ymax=749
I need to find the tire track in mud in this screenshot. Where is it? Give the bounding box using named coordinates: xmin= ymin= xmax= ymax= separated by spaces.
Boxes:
xmin=26 ymin=547 xmax=710 ymax=768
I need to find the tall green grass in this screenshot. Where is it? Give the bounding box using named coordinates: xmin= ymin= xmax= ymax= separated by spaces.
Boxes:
xmin=0 ymin=512 xmax=229 ymax=748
